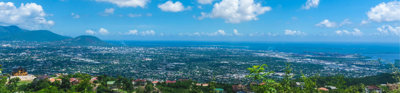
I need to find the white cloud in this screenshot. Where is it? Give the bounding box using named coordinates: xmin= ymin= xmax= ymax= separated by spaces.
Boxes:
xmin=140 ymin=30 xmax=156 ymax=36
xmin=104 ymin=8 xmax=114 ymax=14
xmin=216 ymin=30 xmax=226 ymax=36
xmin=181 ymin=30 xmax=232 ymax=36
xmin=158 ymin=1 xmax=187 ymax=12
xmin=367 ymin=1 xmax=400 ymax=22
xmin=302 ymin=0 xmax=319 ymax=10
xmin=200 ymin=0 xmax=271 ymax=23
xmin=360 ymin=20 xmax=370 ymax=25
xmin=377 ymin=25 xmax=400 ymax=35
xmin=85 ymin=30 xmax=95 ymax=35
xmin=127 ymin=29 xmax=138 ymax=35
xmin=316 ymin=19 xmax=337 ymax=28
xmin=284 ymin=29 xmax=306 ymax=36
xmin=127 ymin=13 xmax=142 ymax=17
xmin=339 ymin=19 xmax=351 ymax=26
xmin=96 ymin=0 xmax=149 ymax=8
xmin=126 ymin=29 xmax=157 ymax=36
xmin=71 ymin=13 xmax=80 ymax=19
xmin=99 ymin=28 xmax=109 ymax=35
xmin=197 ymin=0 xmax=214 ymax=4
xmin=0 ymin=2 xmax=54 ymax=30
xmin=233 ymin=29 xmax=242 ymax=36
xmin=336 ymin=28 xmax=362 ymax=36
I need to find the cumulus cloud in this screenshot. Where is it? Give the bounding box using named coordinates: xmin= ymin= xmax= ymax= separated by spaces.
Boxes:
xmin=140 ymin=30 xmax=156 ymax=36
xmin=71 ymin=13 xmax=80 ymax=19
xmin=197 ymin=0 xmax=214 ymax=4
xmin=377 ymin=25 xmax=400 ymax=35
xmin=104 ymin=8 xmax=114 ymax=14
xmin=181 ymin=30 xmax=233 ymax=37
xmin=128 ymin=13 xmax=142 ymax=17
xmin=96 ymin=0 xmax=149 ymax=8
xmin=215 ymin=30 xmax=226 ymax=36
xmin=339 ymin=19 xmax=352 ymax=26
xmin=233 ymin=29 xmax=242 ymax=36
xmin=367 ymin=1 xmax=400 ymax=22
xmin=284 ymin=29 xmax=306 ymax=36
xmin=85 ymin=28 xmax=110 ymax=35
xmin=336 ymin=28 xmax=363 ymax=36
xmin=200 ymin=0 xmax=271 ymax=23
xmin=316 ymin=19 xmax=337 ymax=28
xmin=360 ymin=20 xmax=370 ymax=25
xmin=158 ymin=1 xmax=187 ymax=12
xmin=0 ymin=2 xmax=54 ymax=30
xmin=302 ymin=0 xmax=319 ymax=10
xmin=99 ymin=28 xmax=109 ymax=35
xmin=126 ymin=30 xmax=138 ymax=35
xmin=126 ymin=29 xmax=156 ymax=36
xmin=85 ymin=30 xmax=95 ymax=35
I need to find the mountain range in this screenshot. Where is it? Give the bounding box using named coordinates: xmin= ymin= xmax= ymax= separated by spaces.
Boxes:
xmin=0 ymin=25 xmax=109 ymax=46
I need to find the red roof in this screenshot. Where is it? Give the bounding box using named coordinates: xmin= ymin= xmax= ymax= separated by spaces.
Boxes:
xmin=134 ymin=79 xmax=146 ymax=82
xmin=166 ymin=80 xmax=176 ymax=84
xmin=367 ymin=85 xmax=381 ymax=90
xmin=69 ymin=78 xmax=78 ymax=82
xmin=318 ymin=87 xmax=329 ymax=91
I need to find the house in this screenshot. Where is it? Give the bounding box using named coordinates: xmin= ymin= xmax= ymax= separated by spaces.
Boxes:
xmin=326 ymin=85 xmax=337 ymax=90
xmin=202 ymin=83 xmax=209 ymax=87
xmin=152 ymin=81 xmax=159 ymax=86
xmin=48 ymin=78 xmax=62 ymax=83
xmin=365 ymin=85 xmax=382 ymax=93
xmin=69 ymin=78 xmax=79 ymax=85
xmin=107 ymin=81 xmax=118 ymax=90
xmin=387 ymin=83 xmax=398 ymax=90
xmin=295 ymin=82 xmax=305 ymax=89
xmin=133 ymin=79 xmax=147 ymax=86
xmin=9 ymin=67 xmax=36 ymax=81
xmin=12 ymin=67 xmax=28 ymax=76
xmin=232 ymin=84 xmax=247 ymax=92
xmin=166 ymin=80 xmax=176 ymax=84
xmin=318 ymin=87 xmax=329 ymax=92
xmin=90 ymin=77 xmax=97 ymax=83
xmin=215 ymin=88 xmax=224 ymax=93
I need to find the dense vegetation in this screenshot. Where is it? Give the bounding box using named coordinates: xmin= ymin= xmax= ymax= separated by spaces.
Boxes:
xmin=0 ymin=64 xmax=399 ymax=93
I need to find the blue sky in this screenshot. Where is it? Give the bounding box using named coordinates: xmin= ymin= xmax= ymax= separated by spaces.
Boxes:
xmin=0 ymin=0 xmax=399 ymax=42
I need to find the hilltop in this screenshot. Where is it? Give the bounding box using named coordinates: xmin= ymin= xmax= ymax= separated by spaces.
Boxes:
xmin=0 ymin=25 xmax=109 ymax=46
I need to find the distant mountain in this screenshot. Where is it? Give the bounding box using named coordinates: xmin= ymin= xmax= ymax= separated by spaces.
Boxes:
xmin=58 ymin=35 xmax=110 ymax=46
xmin=0 ymin=25 xmax=71 ymax=41
xmin=0 ymin=25 xmax=110 ymax=46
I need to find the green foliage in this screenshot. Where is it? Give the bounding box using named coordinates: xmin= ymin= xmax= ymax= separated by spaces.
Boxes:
xmin=0 ymin=64 xmax=400 ymax=93
xmin=301 ymin=74 xmax=317 ymax=93
xmin=7 ymin=77 xmax=20 ymax=92
xmin=278 ymin=64 xmax=295 ymax=93
xmin=246 ymin=64 xmax=278 ymax=93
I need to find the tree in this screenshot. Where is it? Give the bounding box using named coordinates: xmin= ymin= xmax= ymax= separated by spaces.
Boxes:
xmin=279 ymin=64 xmax=294 ymax=93
xmin=60 ymin=77 xmax=71 ymax=91
xmin=145 ymin=82 xmax=154 ymax=93
xmin=72 ymin=78 xmax=93 ymax=93
xmin=0 ymin=76 xmax=10 ymax=93
xmin=7 ymin=77 xmax=20 ymax=92
xmin=328 ymin=75 xmax=346 ymax=91
xmin=246 ymin=64 xmax=278 ymax=93
xmin=301 ymin=73 xmax=317 ymax=93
